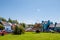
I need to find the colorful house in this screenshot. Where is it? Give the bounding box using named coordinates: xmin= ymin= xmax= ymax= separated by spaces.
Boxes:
xmin=42 ymin=20 xmax=52 ymax=32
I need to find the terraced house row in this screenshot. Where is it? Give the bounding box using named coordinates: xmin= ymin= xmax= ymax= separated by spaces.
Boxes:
xmin=25 ymin=20 xmax=60 ymax=33
xmin=0 ymin=19 xmax=60 ymax=33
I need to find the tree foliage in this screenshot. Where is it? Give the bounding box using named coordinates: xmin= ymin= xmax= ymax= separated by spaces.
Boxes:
xmin=8 ymin=18 xmax=13 ymax=23
xmin=20 ymin=23 xmax=26 ymax=28
xmin=8 ymin=18 xmax=19 ymax=24
xmin=13 ymin=20 xmax=19 ymax=24
xmin=0 ymin=17 xmax=7 ymax=22
xmin=0 ymin=24 xmax=4 ymax=30
xmin=13 ymin=25 xmax=25 ymax=35
xmin=34 ymin=23 xmax=42 ymax=29
xmin=34 ymin=23 xmax=42 ymax=33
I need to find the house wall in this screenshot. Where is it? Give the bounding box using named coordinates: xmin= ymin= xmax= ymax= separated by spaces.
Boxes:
xmin=55 ymin=27 xmax=60 ymax=32
xmin=55 ymin=23 xmax=60 ymax=32
xmin=4 ymin=25 xmax=12 ymax=32
xmin=49 ymin=24 xmax=55 ymax=31
xmin=42 ymin=20 xmax=51 ymax=32
xmin=4 ymin=25 xmax=11 ymax=30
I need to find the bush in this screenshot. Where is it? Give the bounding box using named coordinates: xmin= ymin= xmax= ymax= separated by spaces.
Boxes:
xmin=1 ymin=33 xmax=4 ymax=36
xmin=19 ymin=26 xmax=25 ymax=34
xmin=36 ymin=29 xmax=40 ymax=33
xmin=13 ymin=25 xmax=25 ymax=35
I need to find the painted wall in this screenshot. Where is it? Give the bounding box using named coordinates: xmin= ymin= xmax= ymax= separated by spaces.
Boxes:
xmin=42 ymin=20 xmax=51 ymax=32
xmin=4 ymin=25 xmax=12 ymax=32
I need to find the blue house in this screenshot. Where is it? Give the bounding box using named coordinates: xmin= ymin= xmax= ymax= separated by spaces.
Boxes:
xmin=42 ymin=20 xmax=52 ymax=32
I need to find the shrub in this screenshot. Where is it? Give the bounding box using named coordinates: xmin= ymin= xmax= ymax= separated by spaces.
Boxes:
xmin=1 ymin=33 xmax=4 ymax=36
xmin=13 ymin=25 xmax=25 ymax=35
xmin=36 ymin=29 xmax=40 ymax=33
xmin=18 ymin=26 xmax=25 ymax=34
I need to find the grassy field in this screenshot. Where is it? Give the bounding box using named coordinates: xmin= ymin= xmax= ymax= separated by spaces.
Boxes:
xmin=0 ymin=32 xmax=60 ymax=40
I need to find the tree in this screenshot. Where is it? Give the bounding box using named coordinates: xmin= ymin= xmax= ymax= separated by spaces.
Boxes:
xmin=34 ymin=23 xmax=42 ymax=29
xmin=19 ymin=25 xmax=25 ymax=34
xmin=8 ymin=18 xmax=19 ymax=24
xmin=34 ymin=23 xmax=42 ymax=33
xmin=13 ymin=20 xmax=19 ymax=24
xmin=13 ymin=25 xmax=19 ymax=34
xmin=0 ymin=24 xmax=4 ymax=30
xmin=13 ymin=25 xmax=25 ymax=35
xmin=20 ymin=23 xmax=26 ymax=28
xmin=0 ymin=17 xmax=7 ymax=22
xmin=8 ymin=18 xmax=13 ymax=23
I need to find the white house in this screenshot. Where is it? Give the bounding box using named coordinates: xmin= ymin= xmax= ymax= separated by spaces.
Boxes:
xmin=55 ymin=23 xmax=60 ymax=32
xmin=1 ymin=21 xmax=13 ymax=32
xmin=49 ymin=24 xmax=55 ymax=31
xmin=56 ymin=23 xmax=60 ymax=27
xmin=49 ymin=24 xmax=55 ymax=28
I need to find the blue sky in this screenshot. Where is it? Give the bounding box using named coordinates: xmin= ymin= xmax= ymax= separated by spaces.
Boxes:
xmin=0 ymin=0 xmax=60 ymax=24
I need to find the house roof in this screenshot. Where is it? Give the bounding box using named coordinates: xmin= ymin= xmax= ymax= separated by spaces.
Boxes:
xmin=49 ymin=24 xmax=55 ymax=27
xmin=42 ymin=21 xmax=48 ymax=24
xmin=1 ymin=21 xmax=12 ymax=26
xmin=56 ymin=23 xmax=60 ymax=27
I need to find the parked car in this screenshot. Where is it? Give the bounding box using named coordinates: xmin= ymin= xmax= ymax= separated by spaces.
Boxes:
xmin=0 ymin=30 xmax=7 ymax=36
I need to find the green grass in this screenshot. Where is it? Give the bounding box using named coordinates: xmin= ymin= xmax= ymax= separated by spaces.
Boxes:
xmin=0 ymin=32 xmax=60 ymax=40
